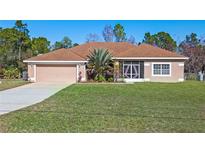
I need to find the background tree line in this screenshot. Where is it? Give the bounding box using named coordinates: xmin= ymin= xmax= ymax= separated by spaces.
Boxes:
xmin=0 ymin=21 xmax=204 ymax=78
xmin=87 ymin=24 xmax=205 ymax=74
xmin=0 ymin=20 xmax=78 ymax=76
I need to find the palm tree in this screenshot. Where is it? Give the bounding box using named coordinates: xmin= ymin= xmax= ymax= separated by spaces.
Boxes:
xmin=87 ymin=48 xmax=113 ymax=80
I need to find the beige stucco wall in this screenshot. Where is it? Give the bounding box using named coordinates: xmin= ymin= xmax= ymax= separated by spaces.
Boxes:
xmin=28 ymin=64 xmax=34 ymax=80
xmin=36 ymin=64 xmax=77 ymax=83
xmin=144 ymin=59 xmax=185 ymax=82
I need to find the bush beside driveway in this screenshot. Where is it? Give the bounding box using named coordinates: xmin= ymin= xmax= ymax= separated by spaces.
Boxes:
xmin=0 ymin=79 xmax=29 ymax=91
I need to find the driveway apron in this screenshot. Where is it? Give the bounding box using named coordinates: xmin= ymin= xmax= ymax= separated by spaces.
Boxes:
xmin=0 ymin=82 xmax=71 ymax=115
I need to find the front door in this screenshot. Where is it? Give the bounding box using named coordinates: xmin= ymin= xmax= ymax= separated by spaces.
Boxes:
xmin=123 ymin=62 xmax=140 ymax=79
xmin=132 ymin=64 xmax=140 ymax=78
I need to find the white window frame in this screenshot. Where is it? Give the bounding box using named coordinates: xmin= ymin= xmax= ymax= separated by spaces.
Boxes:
xmin=152 ymin=62 xmax=171 ymax=77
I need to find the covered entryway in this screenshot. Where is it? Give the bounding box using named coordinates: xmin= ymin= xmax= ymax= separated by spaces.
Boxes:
xmin=123 ymin=62 xmax=140 ymax=79
xmin=36 ymin=64 xmax=77 ymax=83
xmin=122 ymin=61 xmax=144 ymax=79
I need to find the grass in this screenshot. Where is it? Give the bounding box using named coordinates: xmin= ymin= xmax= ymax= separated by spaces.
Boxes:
xmin=0 ymin=81 xmax=205 ymax=132
xmin=0 ymin=79 xmax=29 ymax=91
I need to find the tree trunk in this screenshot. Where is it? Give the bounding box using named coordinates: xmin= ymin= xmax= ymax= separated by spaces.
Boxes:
xmin=18 ymin=45 xmax=21 ymax=61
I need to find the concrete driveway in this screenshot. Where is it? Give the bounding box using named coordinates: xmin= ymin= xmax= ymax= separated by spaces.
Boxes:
xmin=0 ymin=82 xmax=71 ymax=115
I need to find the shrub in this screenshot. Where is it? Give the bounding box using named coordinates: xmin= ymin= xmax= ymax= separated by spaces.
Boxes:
xmin=94 ymin=74 xmax=106 ymax=82
xmin=2 ymin=67 xmax=20 ymax=79
xmin=107 ymin=77 xmax=113 ymax=82
xmin=0 ymin=67 xmax=3 ymax=78
xmin=184 ymin=73 xmax=198 ymax=80
xmin=87 ymin=69 xmax=97 ymax=80
xmin=98 ymin=75 xmax=106 ymax=82
xmin=0 ymin=67 xmax=2 ymax=74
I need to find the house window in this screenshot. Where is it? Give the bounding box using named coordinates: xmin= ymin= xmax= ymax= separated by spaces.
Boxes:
xmin=152 ymin=63 xmax=171 ymax=76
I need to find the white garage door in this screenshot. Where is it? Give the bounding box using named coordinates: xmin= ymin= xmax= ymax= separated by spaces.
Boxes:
xmin=36 ymin=64 xmax=77 ymax=83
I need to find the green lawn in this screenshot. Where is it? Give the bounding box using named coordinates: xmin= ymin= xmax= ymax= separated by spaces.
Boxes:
xmin=0 ymin=79 xmax=29 ymax=91
xmin=0 ymin=81 xmax=205 ymax=132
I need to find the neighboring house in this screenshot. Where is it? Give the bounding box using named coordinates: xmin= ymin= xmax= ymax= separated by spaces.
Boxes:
xmin=24 ymin=42 xmax=188 ymax=83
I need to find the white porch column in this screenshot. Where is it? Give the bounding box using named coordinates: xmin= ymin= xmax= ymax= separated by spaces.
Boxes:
xmin=83 ymin=64 xmax=86 ymax=81
xmin=34 ymin=64 xmax=37 ymax=82
xmin=144 ymin=62 xmax=150 ymax=81
xmin=76 ymin=64 xmax=79 ymax=81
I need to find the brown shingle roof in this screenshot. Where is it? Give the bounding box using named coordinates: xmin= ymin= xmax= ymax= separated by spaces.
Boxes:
xmin=24 ymin=42 xmax=186 ymax=62
xmin=25 ymin=48 xmax=85 ymax=61
xmin=116 ymin=44 xmax=184 ymax=58
xmin=69 ymin=42 xmax=135 ymax=58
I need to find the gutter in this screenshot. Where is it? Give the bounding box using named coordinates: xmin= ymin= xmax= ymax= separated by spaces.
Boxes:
xmin=112 ymin=57 xmax=189 ymax=60
xmin=23 ymin=60 xmax=88 ymax=64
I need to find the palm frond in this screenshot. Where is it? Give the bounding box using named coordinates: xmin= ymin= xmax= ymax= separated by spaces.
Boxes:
xmin=87 ymin=48 xmax=113 ymax=77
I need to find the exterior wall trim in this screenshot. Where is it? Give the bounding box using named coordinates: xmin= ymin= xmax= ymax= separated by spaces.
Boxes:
xmin=144 ymin=78 xmax=150 ymax=81
xmin=29 ymin=77 xmax=35 ymax=81
xmin=144 ymin=63 xmax=150 ymax=66
xmin=124 ymin=78 xmax=145 ymax=82
xmin=178 ymin=78 xmax=184 ymax=82
xmin=83 ymin=64 xmax=86 ymax=81
xmin=34 ymin=64 xmax=37 ymax=82
xmin=113 ymin=57 xmax=188 ymax=60
xmin=118 ymin=78 xmax=150 ymax=82
xmin=23 ymin=60 xmax=88 ymax=64
xmin=76 ymin=64 xmax=79 ymax=82
xmin=178 ymin=63 xmax=184 ymax=66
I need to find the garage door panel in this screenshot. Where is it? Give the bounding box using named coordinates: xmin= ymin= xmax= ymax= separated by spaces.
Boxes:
xmin=36 ymin=64 xmax=76 ymax=83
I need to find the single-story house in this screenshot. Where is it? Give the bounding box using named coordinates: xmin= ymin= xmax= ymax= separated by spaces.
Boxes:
xmin=23 ymin=42 xmax=188 ymax=83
